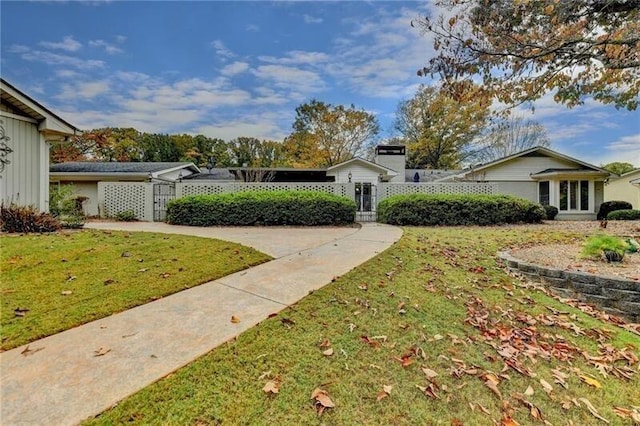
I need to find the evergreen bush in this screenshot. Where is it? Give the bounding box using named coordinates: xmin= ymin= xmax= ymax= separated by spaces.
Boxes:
xmin=606 ymin=209 xmax=640 ymax=220
xmin=377 ymin=194 xmax=545 ymax=226
xmin=166 ymin=191 xmax=356 ymax=226
xmin=597 ymin=200 xmax=633 ymax=220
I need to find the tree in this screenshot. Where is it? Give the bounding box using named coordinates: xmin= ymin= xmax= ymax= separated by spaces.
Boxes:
xmin=602 ymin=161 xmax=635 ymax=175
xmin=140 ymin=133 xmax=181 ymax=162
xmin=473 ymin=116 xmax=550 ymax=163
xmin=415 ymin=0 xmax=640 ymax=110
xmin=289 ymin=100 xmax=379 ymax=167
xmin=394 ymin=83 xmax=490 ymax=169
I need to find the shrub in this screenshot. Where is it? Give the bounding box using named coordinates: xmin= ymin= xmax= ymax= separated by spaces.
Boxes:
xmin=115 ymin=210 xmax=138 ymax=222
xmin=377 ymin=194 xmax=546 ymax=226
xmin=60 ymin=214 xmax=85 ymax=229
xmin=49 ymin=184 xmax=80 ymax=217
xmin=597 ymin=200 xmax=632 ymax=220
xmin=166 ymin=191 xmax=356 ymax=226
xmin=607 ymin=209 xmax=640 ymax=220
xmin=581 ymin=234 xmax=630 ymax=261
xmin=543 ymin=205 xmax=559 ymax=220
xmin=0 ymin=203 xmax=61 ymax=233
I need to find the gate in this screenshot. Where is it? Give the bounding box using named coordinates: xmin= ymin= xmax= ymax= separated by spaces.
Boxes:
xmin=153 ymin=183 xmax=175 ymax=221
xmin=355 ymin=182 xmax=377 ymax=222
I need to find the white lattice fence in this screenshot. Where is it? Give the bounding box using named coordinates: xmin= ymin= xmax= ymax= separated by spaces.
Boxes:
xmin=378 ymin=183 xmax=498 ymax=202
xmin=98 ymin=182 xmax=153 ymax=221
xmin=176 ymin=182 xmax=352 ymax=199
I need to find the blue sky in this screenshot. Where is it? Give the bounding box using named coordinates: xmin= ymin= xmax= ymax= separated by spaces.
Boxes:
xmin=1 ymin=1 xmax=638 ymax=167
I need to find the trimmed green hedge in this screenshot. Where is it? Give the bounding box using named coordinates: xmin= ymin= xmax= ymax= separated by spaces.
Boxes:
xmin=607 ymin=209 xmax=640 ymax=220
xmin=597 ymin=200 xmax=632 ymax=220
xmin=166 ymin=191 xmax=356 ymax=226
xmin=377 ymin=194 xmax=546 ymax=226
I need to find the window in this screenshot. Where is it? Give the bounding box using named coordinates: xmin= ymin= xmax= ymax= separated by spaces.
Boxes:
xmin=559 ymin=180 xmax=589 ymax=211
xmin=538 ymin=181 xmax=550 ymax=205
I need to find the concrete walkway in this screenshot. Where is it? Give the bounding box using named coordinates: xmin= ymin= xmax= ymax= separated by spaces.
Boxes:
xmin=0 ymin=222 xmax=402 ymax=425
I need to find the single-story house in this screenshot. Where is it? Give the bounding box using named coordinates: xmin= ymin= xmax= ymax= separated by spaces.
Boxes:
xmin=604 ymin=169 xmax=640 ymax=209
xmin=50 ymin=162 xmax=199 ymax=216
xmin=1 ymin=78 xmax=81 ymax=211
xmin=436 ymin=146 xmax=611 ymax=220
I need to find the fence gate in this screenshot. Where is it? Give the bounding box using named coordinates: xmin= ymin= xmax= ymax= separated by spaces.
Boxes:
xmin=153 ymin=183 xmax=175 ymax=221
xmin=355 ymin=182 xmax=377 ymax=222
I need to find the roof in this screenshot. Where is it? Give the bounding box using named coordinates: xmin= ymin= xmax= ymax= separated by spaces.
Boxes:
xmin=1 ymin=78 xmax=80 ymax=138
xmin=441 ymin=146 xmax=610 ymax=181
xmin=326 ymin=157 xmax=398 ymax=176
xmin=405 ymin=169 xmax=460 ymax=182
xmin=183 ymin=168 xmax=237 ymax=181
xmin=50 ymin=162 xmax=198 ymax=174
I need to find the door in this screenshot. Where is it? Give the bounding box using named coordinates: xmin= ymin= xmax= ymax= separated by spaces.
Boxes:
xmin=153 ymin=183 xmax=175 ymax=221
xmin=355 ymin=182 xmax=376 ymax=222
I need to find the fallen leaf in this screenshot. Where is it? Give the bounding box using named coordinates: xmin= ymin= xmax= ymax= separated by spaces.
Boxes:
xmin=383 ymin=384 xmax=393 ymax=394
xmin=138 ymin=268 xmax=148 ymax=272
xmin=231 ymin=315 xmax=240 ymax=323
xmin=103 ymin=278 xmax=115 ymax=285
xmin=281 ymin=318 xmax=295 ymax=328
xmin=416 ymin=383 xmax=440 ymax=399
xmin=61 ymin=290 xmax=73 ymax=296
xmin=322 ymin=348 xmax=334 ymax=356
xmin=121 ymin=251 xmax=132 ymax=257
xmin=422 ymin=367 xmax=439 ymax=381
xmin=311 ymin=388 xmax=335 ymax=416
xmin=524 ymin=386 xmax=534 ymax=396
xmin=21 ymin=345 xmax=44 ymax=356
xmin=540 ymin=379 xmax=553 ymax=395
xmin=263 ymin=379 xmax=280 ymax=394
xmin=14 ymin=307 xmax=29 ymax=317
xmin=579 ymin=374 xmax=602 ymax=389
xmin=578 ymin=397 xmax=609 ymax=424
xmin=93 ymin=347 xmax=111 ymax=357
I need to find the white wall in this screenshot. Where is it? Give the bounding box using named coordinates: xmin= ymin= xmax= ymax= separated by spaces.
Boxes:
xmin=375 ymin=154 xmax=405 ymax=183
xmin=328 ymin=163 xmax=383 ymax=184
xmin=468 ymin=156 xmax=576 ymax=181
xmin=604 ymin=170 xmax=640 ymax=208
xmin=0 ymin=115 xmax=46 ymax=210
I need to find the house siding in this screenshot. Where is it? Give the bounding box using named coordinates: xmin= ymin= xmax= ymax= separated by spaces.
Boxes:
xmin=468 ymin=156 xmax=576 ymax=181
xmin=0 ymin=115 xmax=44 ymax=209
xmin=327 ymin=163 xmax=383 ymax=184
xmin=493 ymin=181 xmax=538 ymax=202
xmin=604 ymin=170 xmax=640 ymax=209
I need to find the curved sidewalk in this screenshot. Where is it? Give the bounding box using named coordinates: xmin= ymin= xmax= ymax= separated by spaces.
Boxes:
xmin=0 ymin=222 xmax=402 ymax=426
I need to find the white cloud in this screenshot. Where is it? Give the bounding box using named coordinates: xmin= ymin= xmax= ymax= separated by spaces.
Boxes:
xmin=89 ymin=39 xmax=123 ymax=54
xmin=258 ymin=50 xmax=329 ymax=66
xmin=252 ymin=64 xmax=325 ymax=95
xmin=195 ymin=116 xmax=288 ymax=141
xmin=220 ymin=61 xmax=250 ymax=76
xmin=39 ymin=36 xmax=82 ymax=52
xmin=210 ymin=40 xmax=234 ymax=59
xmin=19 ymin=49 xmax=105 ymax=69
xmin=246 ymin=24 xmax=260 ymax=32
xmin=303 ymin=14 xmax=323 ymax=24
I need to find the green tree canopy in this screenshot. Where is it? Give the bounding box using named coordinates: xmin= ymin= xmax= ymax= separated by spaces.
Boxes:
xmin=602 ymin=161 xmax=635 ymax=175
xmin=289 ymin=99 xmax=379 ymax=167
xmin=394 ymin=83 xmax=491 ymax=169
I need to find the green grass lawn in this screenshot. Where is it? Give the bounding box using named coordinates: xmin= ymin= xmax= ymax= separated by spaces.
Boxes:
xmin=1 ymin=230 xmax=271 ymax=351
xmin=83 ymin=226 xmax=640 ymax=426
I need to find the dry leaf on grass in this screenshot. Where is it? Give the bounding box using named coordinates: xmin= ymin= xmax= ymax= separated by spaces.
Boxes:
xmin=376 ymin=385 xmax=392 ymax=402
xmin=263 ymin=378 xmax=280 ymax=394
xmin=310 ymin=388 xmax=335 ymax=416
xmin=579 ymin=373 xmax=602 ymax=389
xmin=422 ymin=367 xmax=438 ymax=381
xmin=322 ymin=348 xmax=334 ymax=356
xmin=578 ymin=397 xmax=609 ymax=424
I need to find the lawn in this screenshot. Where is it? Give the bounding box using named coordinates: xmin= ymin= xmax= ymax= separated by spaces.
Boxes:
xmin=85 ymin=226 xmax=640 ymax=425
xmin=1 ymin=230 xmax=271 ymax=351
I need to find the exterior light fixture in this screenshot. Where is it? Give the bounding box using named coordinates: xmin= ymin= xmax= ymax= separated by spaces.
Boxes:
xmin=178 ymin=171 xmax=183 ymax=182
xmin=348 ymin=171 xmax=352 ymax=183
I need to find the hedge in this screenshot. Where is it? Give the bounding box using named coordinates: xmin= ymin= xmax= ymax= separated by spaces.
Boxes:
xmin=607 ymin=209 xmax=640 ymax=220
xmin=377 ymin=194 xmax=546 ymax=226
xmin=166 ymin=191 xmax=356 ymax=226
xmin=597 ymin=200 xmax=632 ymax=220
xmin=543 ymin=205 xmax=559 ymax=220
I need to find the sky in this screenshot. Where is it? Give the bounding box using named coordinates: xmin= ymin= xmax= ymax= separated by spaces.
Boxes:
xmin=1 ymin=0 xmax=639 ymax=167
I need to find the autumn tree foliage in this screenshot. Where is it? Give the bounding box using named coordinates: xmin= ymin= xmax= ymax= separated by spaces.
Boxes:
xmin=394 ymin=83 xmax=491 ymax=169
xmin=415 ymin=0 xmax=640 ymax=110
xmin=288 ymin=100 xmax=380 ymax=167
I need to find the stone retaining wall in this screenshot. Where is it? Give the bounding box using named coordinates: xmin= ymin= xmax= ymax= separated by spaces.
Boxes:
xmin=498 ymin=251 xmax=640 ymax=322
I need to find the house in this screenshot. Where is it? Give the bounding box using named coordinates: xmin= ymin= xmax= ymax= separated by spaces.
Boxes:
xmin=1 ymin=78 xmax=80 ymax=212
xmin=50 ymin=162 xmax=200 ymax=216
xmin=604 ymin=169 xmax=640 ymax=209
xmin=436 ymin=146 xmax=611 ymax=220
